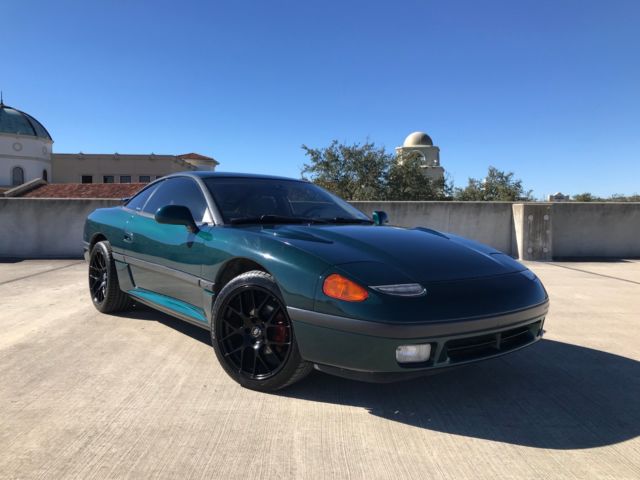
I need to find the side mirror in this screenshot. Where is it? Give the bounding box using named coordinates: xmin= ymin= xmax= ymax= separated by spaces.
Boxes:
xmin=155 ymin=205 xmax=198 ymax=233
xmin=372 ymin=210 xmax=389 ymax=226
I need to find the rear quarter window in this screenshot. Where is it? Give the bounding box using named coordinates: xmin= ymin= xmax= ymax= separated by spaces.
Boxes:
xmin=125 ymin=182 xmax=162 ymax=211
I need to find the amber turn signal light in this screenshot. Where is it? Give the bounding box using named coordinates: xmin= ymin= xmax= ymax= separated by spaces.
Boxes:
xmin=322 ymin=274 xmax=369 ymax=302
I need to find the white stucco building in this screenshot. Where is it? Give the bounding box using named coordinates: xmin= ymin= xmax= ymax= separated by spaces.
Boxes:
xmin=0 ymin=100 xmax=53 ymax=188
xmin=395 ymin=131 xmax=445 ymax=182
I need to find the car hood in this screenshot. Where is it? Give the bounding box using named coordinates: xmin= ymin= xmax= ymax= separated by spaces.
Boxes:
xmin=256 ymin=224 xmax=526 ymax=283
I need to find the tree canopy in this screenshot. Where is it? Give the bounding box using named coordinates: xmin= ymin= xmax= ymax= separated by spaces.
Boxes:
xmin=300 ymin=141 xmax=389 ymax=201
xmin=572 ymin=192 xmax=640 ymax=202
xmin=572 ymin=192 xmax=598 ymax=202
xmin=453 ymin=166 xmax=532 ymax=201
xmin=301 ymin=140 xmax=640 ymax=202
xmin=387 ymin=151 xmax=451 ymax=201
xmin=301 ymin=140 xmax=449 ymax=201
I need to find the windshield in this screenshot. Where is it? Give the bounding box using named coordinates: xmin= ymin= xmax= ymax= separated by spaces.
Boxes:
xmin=203 ymin=177 xmax=371 ymax=225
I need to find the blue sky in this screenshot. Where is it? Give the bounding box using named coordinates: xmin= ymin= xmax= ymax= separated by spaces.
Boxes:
xmin=2 ymin=0 xmax=639 ymax=198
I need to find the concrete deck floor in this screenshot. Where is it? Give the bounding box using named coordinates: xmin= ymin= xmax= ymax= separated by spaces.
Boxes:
xmin=0 ymin=259 xmax=639 ymax=479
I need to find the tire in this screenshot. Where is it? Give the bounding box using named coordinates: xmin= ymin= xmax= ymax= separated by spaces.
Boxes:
xmin=211 ymin=270 xmax=313 ymax=391
xmin=88 ymin=240 xmax=131 ymax=313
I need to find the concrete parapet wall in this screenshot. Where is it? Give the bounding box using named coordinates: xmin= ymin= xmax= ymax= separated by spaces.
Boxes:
xmin=1 ymin=198 xmax=639 ymax=259
xmin=351 ymin=201 xmax=640 ymax=259
xmin=0 ymin=198 xmax=121 ymax=258
xmin=551 ymin=203 xmax=640 ymax=258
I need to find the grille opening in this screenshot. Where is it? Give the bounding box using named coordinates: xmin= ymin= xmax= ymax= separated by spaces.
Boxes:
xmin=442 ymin=321 xmax=541 ymax=364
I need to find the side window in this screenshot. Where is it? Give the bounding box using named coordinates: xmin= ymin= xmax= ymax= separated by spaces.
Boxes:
xmin=126 ymin=182 xmax=163 ymax=212
xmin=142 ymin=177 xmax=209 ymax=222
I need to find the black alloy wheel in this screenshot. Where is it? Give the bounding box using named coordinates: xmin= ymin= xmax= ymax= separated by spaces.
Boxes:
xmin=88 ymin=241 xmax=131 ymax=313
xmin=219 ymin=285 xmax=291 ymax=379
xmin=89 ymin=247 xmax=108 ymax=304
xmin=212 ymin=270 xmax=312 ymax=391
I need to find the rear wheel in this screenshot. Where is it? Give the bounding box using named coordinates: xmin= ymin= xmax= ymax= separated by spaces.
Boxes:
xmin=88 ymin=241 xmax=131 ymax=313
xmin=211 ymin=270 xmax=312 ymax=391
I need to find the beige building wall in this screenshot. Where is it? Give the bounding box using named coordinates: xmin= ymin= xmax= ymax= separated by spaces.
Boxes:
xmin=51 ymin=153 xmax=216 ymax=183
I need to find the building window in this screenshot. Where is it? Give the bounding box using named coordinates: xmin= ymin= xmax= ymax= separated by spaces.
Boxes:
xmin=103 ymin=175 xmax=115 ymax=183
xmin=42 ymin=169 xmax=48 ymax=182
xmin=11 ymin=166 xmax=24 ymax=186
xmin=120 ymin=175 xmax=132 ymax=184
xmin=155 ymin=175 xmax=164 ymax=180
xmin=139 ymin=175 xmax=151 ymax=183
xmin=82 ymin=175 xmax=93 ymax=184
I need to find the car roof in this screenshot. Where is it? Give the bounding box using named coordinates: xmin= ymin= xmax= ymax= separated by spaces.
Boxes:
xmin=175 ymin=171 xmax=307 ymax=182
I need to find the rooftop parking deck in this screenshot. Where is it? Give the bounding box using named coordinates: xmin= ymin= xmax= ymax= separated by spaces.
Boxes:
xmin=1 ymin=259 xmax=639 ymax=479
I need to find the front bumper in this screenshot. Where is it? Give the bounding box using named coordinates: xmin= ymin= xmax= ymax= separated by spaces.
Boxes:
xmin=288 ymin=300 xmax=548 ymax=381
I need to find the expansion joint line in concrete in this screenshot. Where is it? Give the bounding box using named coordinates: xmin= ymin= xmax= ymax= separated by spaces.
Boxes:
xmin=547 ymin=263 xmax=640 ymax=286
xmin=0 ymin=261 xmax=84 ymax=286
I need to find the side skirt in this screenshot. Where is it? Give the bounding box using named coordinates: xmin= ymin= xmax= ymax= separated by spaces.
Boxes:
xmin=128 ymin=288 xmax=211 ymax=331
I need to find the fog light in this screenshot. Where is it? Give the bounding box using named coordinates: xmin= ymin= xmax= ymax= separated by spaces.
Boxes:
xmin=396 ymin=344 xmax=431 ymax=364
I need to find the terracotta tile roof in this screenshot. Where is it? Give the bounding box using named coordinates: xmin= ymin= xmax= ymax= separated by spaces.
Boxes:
xmin=20 ymin=183 xmax=146 ymax=199
xmin=179 ymin=152 xmax=218 ymax=163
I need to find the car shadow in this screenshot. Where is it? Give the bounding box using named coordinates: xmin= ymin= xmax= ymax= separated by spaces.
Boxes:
xmin=0 ymin=258 xmax=24 ymax=263
xmin=116 ymin=307 xmax=640 ymax=450
xmin=280 ymin=339 xmax=640 ymax=450
xmin=118 ymin=303 xmax=212 ymax=345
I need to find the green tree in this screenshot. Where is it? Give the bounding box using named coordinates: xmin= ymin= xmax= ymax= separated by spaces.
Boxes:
xmin=572 ymin=193 xmax=640 ymax=202
xmin=572 ymin=192 xmax=600 ymax=202
xmin=454 ymin=166 xmax=532 ymax=201
xmin=301 ymin=140 xmax=390 ymax=200
xmin=387 ymin=151 xmax=450 ymax=200
xmin=301 ymin=141 xmax=450 ymax=200
xmin=608 ymin=193 xmax=640 ymax=202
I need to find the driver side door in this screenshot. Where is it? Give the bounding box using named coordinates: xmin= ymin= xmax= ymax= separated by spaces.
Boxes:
xmin=125 ymin=176 xmax=213 ymax=321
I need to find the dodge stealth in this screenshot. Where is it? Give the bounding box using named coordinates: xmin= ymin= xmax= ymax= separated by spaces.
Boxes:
xmin=84 ymin=172 xmax=548 ymax=391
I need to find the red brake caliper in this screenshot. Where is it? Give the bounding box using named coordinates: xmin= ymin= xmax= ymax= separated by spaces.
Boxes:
xmin=272 ymin=311 xmax=288 ymax=345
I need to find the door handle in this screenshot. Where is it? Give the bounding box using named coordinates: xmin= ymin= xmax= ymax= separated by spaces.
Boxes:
xmin=123 ymin=231 xmax=134 ymax=243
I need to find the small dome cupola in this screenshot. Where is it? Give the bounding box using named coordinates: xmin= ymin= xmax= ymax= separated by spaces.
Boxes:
xmin=403 ymin=131 xmax=433 ymax=147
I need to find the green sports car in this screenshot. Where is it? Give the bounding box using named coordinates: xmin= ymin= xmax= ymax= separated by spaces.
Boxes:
xmin=84 ymin=172 xmax=549 ymax=391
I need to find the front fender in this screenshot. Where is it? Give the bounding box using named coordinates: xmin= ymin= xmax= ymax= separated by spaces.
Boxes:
xmin=200 ymin=226 xmax=332 ymax=311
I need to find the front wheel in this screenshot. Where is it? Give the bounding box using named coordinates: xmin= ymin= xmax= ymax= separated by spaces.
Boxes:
xmin=211 ymin=270 xmax=312 ymax=391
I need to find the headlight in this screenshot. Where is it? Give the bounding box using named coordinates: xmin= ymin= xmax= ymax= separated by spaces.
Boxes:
xmin=370 ymin=283 xmax=426 ymax=297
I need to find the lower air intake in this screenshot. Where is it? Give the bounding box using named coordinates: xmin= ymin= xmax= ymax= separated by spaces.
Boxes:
xmin=442 ymin=320 xmax=542 ymax=364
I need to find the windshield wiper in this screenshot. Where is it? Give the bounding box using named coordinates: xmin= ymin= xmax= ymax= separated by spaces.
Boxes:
xmin=229 ymin=215 xmax=328 ymax=225
xmin=319 ymin=217 xmax=374 ymax=225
